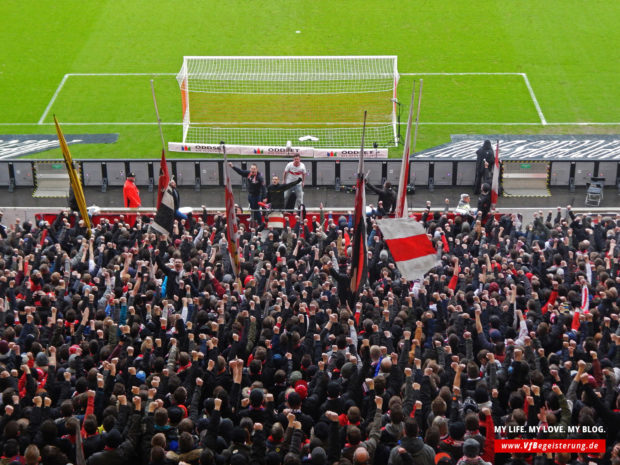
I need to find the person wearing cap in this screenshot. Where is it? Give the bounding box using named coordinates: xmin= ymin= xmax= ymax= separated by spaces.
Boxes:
xmin=123 ymin=172 xmax=141 ymax=208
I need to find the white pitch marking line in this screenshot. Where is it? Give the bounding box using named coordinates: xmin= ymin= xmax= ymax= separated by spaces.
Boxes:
xmin=24 ymin=71 xmax=618 ymax=127
xmin=400 ymin=72 xmax=523 ymax=76
xmin=38 ymin=73 xmax=178 ymax=125
xmin=3 ymin=121 xmax=620 ymax=126
xmin=521 ymin=73 xmax=547 ymax=125
xmin=38 ymin=74 xmax=70 ymax=125
xmin=67 ymin=73 xmax=177 ymax=76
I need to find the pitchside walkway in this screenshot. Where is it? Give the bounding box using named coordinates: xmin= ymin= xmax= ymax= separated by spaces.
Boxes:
xmin=0 ymin=186 xmax=618 ymax=227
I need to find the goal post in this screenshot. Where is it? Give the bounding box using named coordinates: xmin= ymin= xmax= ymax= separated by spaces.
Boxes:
xmin=173 ymin=56 xmax=399 ymax=152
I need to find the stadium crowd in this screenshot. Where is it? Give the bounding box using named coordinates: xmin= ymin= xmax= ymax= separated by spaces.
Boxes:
xmin=0 ymin=200 xmax=619 ymax=465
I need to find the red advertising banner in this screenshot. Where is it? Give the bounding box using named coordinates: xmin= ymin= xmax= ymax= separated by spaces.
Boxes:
xmin=495 ymin=440 xmax=605 ymax=454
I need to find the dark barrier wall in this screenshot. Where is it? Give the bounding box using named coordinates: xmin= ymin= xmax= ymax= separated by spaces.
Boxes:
xmin=2 ymin=159 xmax=619 ymax=190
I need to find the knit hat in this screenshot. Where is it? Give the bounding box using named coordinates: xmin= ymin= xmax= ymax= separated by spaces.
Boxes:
xmin=231 ymin=426 xmax=247 ymax=445
xmin=449 ymin=421 xmax=466 ymax=440
xmin=463 ymin=438 xmax=480 ymax=458
xmin=265 ymin=451 xmax=281 ymax=465
xmin=327 ymin=381 xmax=341 ymax=398
xmin=35 ymin=352 xmax=49 ymax=367
xmin=311 ymin=446 xmax=328 ymax=465
xmin=289 ymin=371 xmax=303 ymax=384
xmin=105 ymin=429 xmax=123 ymax=448
xmin=294 ymin=382 xmax=308 ymax=401
xmin=435 ymin=452 xmax=453 ymax=465
xmin=489 ymin=329 xmax=502 ymax=342
xmin=474 ymin=387 xmax=489 ymax=404
xmin=313 ymin=421 xmax=329 ymax=441
xmin=340 ymin=362 xmax=355 ymax=380
xmin=249 ymin=389 xmax=264 ymax=407
xmin=230 ymin=453 xmax=247 ymax=465
xmin=0 ymin=340 xmax=8 ymax=354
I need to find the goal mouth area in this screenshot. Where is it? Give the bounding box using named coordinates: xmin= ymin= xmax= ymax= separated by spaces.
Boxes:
xmin=176 ymin=56 xmax=400 ymax=149
xmin=183 ymin=124 xmax=396 ymax=149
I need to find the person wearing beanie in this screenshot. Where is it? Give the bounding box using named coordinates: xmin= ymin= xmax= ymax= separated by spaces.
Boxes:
xmin=238 ymin=389 xmax=276 ymax=431
xmin=310 ymin=446 xmax=328 ymax=465
xmin=388 ymin=417 xmax=435 ymax=465
xmin=455 ymin=438 xmax=491 ymax=465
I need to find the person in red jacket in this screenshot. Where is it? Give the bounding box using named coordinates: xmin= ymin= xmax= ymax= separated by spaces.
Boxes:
xmin=123 ymin=172 xmax=141 ymax=208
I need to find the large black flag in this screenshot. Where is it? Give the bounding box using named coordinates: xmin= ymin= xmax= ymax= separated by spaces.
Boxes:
xmin=151 ymin=185 xmax=175 ymax=236
xmin=350 ymin=112 xmax=368 ymax=296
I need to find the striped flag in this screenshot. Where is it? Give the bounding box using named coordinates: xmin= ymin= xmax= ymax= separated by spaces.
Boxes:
xmin=151 ymin=185 xmax=175 ymax=236
xmin=491 ymin=140 xmax=500 ymax=209
xmin=350 ymin=112 xmax=368 ymax=296
xmin=395 ymin=85 xmax=416 ymax=218
xmin=267 ymin=212 xmax=285 ymax=229
xmin=571 ymin=284 xmax=590 ymax=331
xmin=376 ymin=218 xmax=437 ymax=281
xmin=54 ymin=116 xmax=91 ymax=237
xmin=157 ymin=148 xmax=170 ymax=209
xmin=223 ymin=145 xmax=241 ymax=277
xmin=581 ymin=284 xmax=589 ymax=312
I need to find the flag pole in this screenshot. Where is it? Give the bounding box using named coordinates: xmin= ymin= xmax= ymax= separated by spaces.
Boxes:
xmin=150 ymin=79 xmax=166 ymax=152
xmin=359 ymin=111 xmax=367 ymax=174
xmin=395 ymin=81 xmax=417 ymax=218
xmin=411 ymin=79 xmax=423 ymax=155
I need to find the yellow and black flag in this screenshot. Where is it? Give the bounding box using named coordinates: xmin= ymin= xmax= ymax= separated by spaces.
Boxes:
xmin=54 ymin=116 xmax=91 ymax=237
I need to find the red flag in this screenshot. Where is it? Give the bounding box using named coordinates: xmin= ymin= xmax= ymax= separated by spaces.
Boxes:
xmin=223 ymin=148 xmax=241 ymax=277
xmin=491 ymin=140 xmax=500 ymax=209
xmin=157 ymin=148 xmax=170 ymax=209
xmin=350 ymin=113 xmax=368 ymax=296
xmin=376 ymin=218 xmax=437 ymax=281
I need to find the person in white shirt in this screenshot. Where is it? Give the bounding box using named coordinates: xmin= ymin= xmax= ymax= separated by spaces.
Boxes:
xmin=282 ymin=154 xmax=307 ymax=209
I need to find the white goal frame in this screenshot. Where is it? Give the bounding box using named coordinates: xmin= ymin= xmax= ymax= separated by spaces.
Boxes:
xmin=176 ymin=56 xmax=400 ymax=149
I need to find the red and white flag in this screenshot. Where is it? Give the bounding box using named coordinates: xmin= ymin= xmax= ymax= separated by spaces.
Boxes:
xmin=223 ymin=146 xmax=241 ymax=277
xmin=376 ymin=218 xmax=437 ymax=281
xmin=267 ymin=212 xmax=285 ymax=229
xmin=491 ymin=140 xmax=500 ymax=209
xmin=581 ymin=284 xmax=589 ymax=312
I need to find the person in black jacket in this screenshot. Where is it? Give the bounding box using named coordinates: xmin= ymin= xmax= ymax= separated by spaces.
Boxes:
xmin=474 ymin=140 xmax=495 ymax=195
xmin=367 ymin=181 xmax=396 ymax=215
xmin=229 ymin=162 xmax=266 ymax=225
xmin=477 ymin=183 xmax=492 ymax=221
xmin=265 ymin=175 xmax=302 ymax=211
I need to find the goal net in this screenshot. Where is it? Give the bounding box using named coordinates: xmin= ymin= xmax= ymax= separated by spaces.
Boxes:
xmin=176 ymin=56 xmax=399 ymax=149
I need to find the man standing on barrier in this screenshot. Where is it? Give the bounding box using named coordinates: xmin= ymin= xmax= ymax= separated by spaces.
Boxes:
xmin=265 ymin=174 xmax=302 ymax=211
xmin=283 ymin=154 xmax=307 ymax=210
xmin=229 ymin=162 xmax=266 ymax=225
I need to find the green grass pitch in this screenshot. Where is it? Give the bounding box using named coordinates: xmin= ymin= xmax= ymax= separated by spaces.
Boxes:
xmin=0 ymin=0 xmax=618 ymax=159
